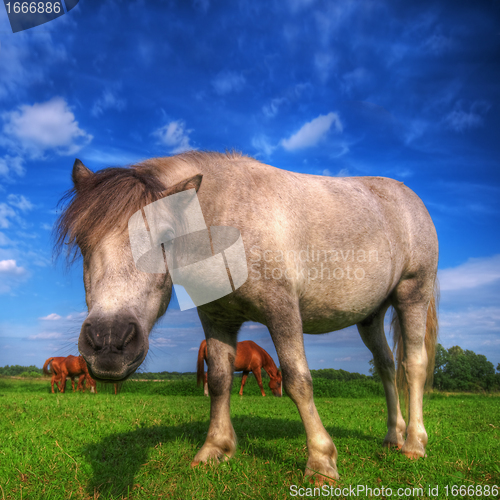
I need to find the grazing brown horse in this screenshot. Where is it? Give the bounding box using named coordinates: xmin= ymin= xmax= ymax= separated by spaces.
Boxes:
xmin=56 ymin=151 xmax=438 ymax=482
xmin=43 ymin=355 xmax=96 ymax=394
xmin=197 ymin=340 xmax=282 ymax=397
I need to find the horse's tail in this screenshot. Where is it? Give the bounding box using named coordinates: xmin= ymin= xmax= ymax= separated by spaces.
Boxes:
xmin=196 ymin=340 xmax=207 ymax=386
xmin=393 ymin=280 xmax=439 ymax=414
xmin=43 ymin=357 xmax=55 ymax=375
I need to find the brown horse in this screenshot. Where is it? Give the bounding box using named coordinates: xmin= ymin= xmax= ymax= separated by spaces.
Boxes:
xmin=56 ymin=151 xmax=438 ymax=482
xmin=197 ymin=340 xmax=282 ymax=397
xmin=43 ymin=355 xmax=96 ymax=394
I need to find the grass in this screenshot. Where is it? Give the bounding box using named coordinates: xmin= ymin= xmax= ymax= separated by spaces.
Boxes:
xmin=0 ymin=377 xmax=499 ymax=499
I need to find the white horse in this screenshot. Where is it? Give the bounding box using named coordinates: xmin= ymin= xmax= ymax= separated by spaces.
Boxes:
xmin=56 ymin=151 xmax=438 ymax=482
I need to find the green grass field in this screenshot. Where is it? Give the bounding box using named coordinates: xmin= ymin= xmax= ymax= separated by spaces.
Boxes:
xmin=0 ymin=377 xmax=499 ymax=500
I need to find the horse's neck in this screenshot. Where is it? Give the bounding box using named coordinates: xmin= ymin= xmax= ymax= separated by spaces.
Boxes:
xmin=259 ymin=347 xmax=278 ymax=377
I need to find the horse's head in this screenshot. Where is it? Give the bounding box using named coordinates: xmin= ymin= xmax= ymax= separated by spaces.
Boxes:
xmin=57 ymin=159 xmax=202 ymax=382
xmin=268 ymin=370 xmax=283 ymax=397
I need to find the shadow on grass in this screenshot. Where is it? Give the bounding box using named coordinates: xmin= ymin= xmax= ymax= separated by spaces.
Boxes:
xmin=82 ymin=416 xmax=378 ymax=497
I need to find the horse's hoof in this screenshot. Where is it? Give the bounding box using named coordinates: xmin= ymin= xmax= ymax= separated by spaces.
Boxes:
xmin=382 ymin=440 xmax=403 ymax=450
xmin=305 ymin=459 xmax=339 ymax=485
xmin=401 ymin=440 xmax=426 ymax=459
xmin=305 ymin=468 xmax=339 ymax=485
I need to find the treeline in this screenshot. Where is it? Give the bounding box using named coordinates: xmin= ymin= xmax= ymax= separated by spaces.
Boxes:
xmin=370 ymin=344 xmax=500 ymax=392
xmin=128 ymin=371 xmax=196 ymax=381
xmin=0 ymin=365 xmax=43 ymax=377
xmin=3 ymin=343 xmax=499 ymax=393
xmin=433 ymin=344 xmax=499 ymax=392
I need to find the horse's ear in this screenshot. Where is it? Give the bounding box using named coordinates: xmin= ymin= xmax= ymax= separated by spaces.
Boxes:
xmin=163 ymin=174 xmax=203 ymax=197
xmin=72 ymin=159 xmax=94 ymax=191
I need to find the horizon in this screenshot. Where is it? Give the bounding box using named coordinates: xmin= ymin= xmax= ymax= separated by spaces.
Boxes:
xmin=1 ymin=0 xmax=499 ymax=376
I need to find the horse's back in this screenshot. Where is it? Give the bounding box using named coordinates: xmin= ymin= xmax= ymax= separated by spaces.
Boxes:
xmin=209 ymin=159 xmax=436 ymax=330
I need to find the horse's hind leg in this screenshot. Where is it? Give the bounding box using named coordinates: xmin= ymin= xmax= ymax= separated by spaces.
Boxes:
xmin=77 ymin=374 xmax=85 ymax=392
xmin=392 ymin=279 xmax=433 ymax=459
xmin=357 ymin=305 xmax=406 ymax=448
xmin=268 ymin=300 xmax=338 ymax=482
xmin=192 ymin=311 xmax=241 ymax=466
xmin=203 ymin=372 xmax=209 ymax=397
xmin=59 ymin=373 xmax=67 ymax=393
xmin=239 ymin=371 xmax=250 ymax=396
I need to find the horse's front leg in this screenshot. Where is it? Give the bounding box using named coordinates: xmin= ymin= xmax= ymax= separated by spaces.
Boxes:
xmin=268 ymin=300 xmax=339 ymax=483
xmin=253 ymin=369 xmax=266 ymax=396
xmin=192 ymin=311 xmax=241 ymax=465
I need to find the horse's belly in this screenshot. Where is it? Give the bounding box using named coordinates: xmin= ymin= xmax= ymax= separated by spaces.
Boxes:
xmin=300 ymin=302 xmax=377 ymax=334
xmin=297 ymin=261 xmax=394 ymax=333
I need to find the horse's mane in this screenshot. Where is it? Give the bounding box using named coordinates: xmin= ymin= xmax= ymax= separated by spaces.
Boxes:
xmin=54 ymin=163 xmax=167 ymax=263
xmin=54 ymin=151 xmax=248 ymax=263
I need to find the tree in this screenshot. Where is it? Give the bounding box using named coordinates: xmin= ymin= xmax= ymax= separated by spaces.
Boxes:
xmin=368 ymin=359 xmax=381 ymax=382
xmin=432 ymin=345 xmax=496 ymax=392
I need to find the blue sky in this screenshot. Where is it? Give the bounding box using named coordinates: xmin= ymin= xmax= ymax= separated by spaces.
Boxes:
xmin=0 ymin=0 xmax=499 ymax=376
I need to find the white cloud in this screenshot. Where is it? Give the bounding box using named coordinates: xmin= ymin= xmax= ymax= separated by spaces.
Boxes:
xmin=29 ymin=332 xmax=64 ymax=340
xmin=65 ymin=312 xmax=87 ymax=320
xmin=91 ymin=89 xmax=126 ymax=117
xmin=7 ymin=194 xmax=33 ymax=212
xmin=444 ymin=101 xmax=490 ymax=133
xmin=153 ymin=120 xmax=194 ymax=154
xmin=251 ymin=135 xmax=277 ymax=157
xmin=0 ymin=203 xmax=17 ymax=229
xmin=440 ymin=307 xmax=500 ymax=336
xmin=314 ymin=53 xmax=337 ymax=83
xmin=2 ymin=97 xmax=93 ymax=157
xmin=281 ymin=112 xmax=343 ymax=151
xmin=404 ymin=119 xmax=429 ymax=146
xmin=152 ymin=337 xmax=177 ymax=347
xmin=212 ymin=70 xmax=246 ymax=95
xmin=262 ymin=97 xmax=287 ymax=118
xmin=0 ymin=15 xmax=67 ymax=101
xmin=83 ymin=147 xmax=144 ymax=167
xmin=423 ymin=33 xmax=454 ymax=55
xmin=322 ymin=168 xmax=349 ymax=177
xmin=0 ymin=156 xmax=25 ymax=179
xmin=0 ymin=259 xmax=25 ymax=275
xmin=242 ymin=323 xmax=265 ymax=330
xmin=341 ymin=67 xmax=370 ymax=95
xmin=0 ymin=232 xmax=12 ymax=246
xmin=193 ymin=0 xmax=210 ymax=13
xmin=287 ymin=0 xmax=315 ymax=12
xmin=39 ymin=313 xmax=62 ymax=321
xmin=439 ymin=255 xmax=500 ymax=292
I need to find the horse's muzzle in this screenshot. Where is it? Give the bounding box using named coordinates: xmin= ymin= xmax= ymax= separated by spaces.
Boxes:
xmin=78 ymin=312 xmax=147 ymax=381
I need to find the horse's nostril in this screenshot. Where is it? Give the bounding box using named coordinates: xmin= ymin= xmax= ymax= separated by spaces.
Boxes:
xmin=84 ymin=323 xmax=101 ymax=350
xmin=123 ymin=323 xmax=137 ymax=349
